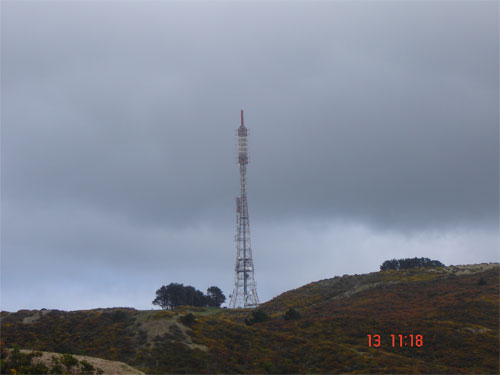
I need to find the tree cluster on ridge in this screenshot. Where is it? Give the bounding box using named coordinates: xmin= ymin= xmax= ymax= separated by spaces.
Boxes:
xmin=152 ymin=283 xmax=226 ymax=309
xmin=380 ymin=257 xmax=445 ymax=271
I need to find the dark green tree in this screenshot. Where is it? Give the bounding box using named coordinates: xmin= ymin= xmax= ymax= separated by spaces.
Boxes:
xmin=152 ymin=285 xmax=170 ymax=309
xmin=153 ymin=283 xmax=188 ymax=309
xmin=184 ymin=286 xmax=207 ymax=307
xmin=206 ymin=286 xmax=226 ymax=307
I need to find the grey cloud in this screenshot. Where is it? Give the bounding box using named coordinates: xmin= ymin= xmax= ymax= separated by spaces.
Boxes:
xmin=1 ymin=1 xmax=498 ymax=311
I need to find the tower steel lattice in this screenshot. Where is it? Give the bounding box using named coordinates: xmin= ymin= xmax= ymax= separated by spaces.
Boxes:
xmin=229 ymin=110 xmax=259 ymax=309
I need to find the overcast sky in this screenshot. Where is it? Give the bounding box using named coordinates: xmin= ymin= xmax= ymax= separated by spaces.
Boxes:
xmin=1 ymin=1 xmax=498 ymax=311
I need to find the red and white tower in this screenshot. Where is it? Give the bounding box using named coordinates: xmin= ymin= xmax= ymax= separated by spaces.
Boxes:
xmin=229 ymin=110 xmax=259 ymax=308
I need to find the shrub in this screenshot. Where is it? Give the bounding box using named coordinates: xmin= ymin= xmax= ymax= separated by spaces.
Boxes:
xmin=283 ymin=308 xmax=301 ymax=321
xmin=110 ymin=310 xmax=129 ymax=323
xmin=80 ymin=359 xmax=96 ymax=374
xmin=245 ymin=309 xmax=270 ymax=325
xmin=180 ymin=313 xmax=196 ymax=326
xmin=61 ymin=353 xmax=78 ymax=369
xmin=1 ymin=347 xmax=49 ymax=375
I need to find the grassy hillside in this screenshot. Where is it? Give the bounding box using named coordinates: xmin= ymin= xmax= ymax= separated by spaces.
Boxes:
xmin=1 ymin=263 xmax=498 ymax=374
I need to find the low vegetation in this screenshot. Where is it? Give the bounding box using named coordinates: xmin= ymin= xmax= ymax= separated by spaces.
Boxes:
xmin=0 ymin=345 xmax=104 ymax=375
xmin=1 ymin=263 xmax=498 ymax=374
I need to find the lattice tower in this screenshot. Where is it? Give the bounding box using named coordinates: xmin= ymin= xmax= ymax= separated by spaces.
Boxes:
xmin=228 ymin=110 xmax=259 ymax=308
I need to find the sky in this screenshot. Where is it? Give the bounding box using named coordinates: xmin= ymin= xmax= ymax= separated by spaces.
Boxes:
xmin=1 ymin=1 xmax=498 ymax=311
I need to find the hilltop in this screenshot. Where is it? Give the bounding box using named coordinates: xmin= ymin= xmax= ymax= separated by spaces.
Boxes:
xmin=1 ymin=263 xmax=498 ymax=374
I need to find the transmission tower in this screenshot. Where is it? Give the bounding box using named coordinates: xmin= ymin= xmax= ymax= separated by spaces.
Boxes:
xmin=229 ymin=110 xmax=259 ymax=309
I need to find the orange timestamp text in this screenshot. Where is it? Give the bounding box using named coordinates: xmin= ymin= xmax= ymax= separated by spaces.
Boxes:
xmin=367 ymin=334 xmax=423 ymax=347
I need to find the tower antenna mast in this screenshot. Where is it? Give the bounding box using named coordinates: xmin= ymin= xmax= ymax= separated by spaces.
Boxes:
xmin=229 ymin=110 xmax=259 ymax=308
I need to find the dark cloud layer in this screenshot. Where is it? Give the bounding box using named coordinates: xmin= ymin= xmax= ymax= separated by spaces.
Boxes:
xmin=1 ymin=2 xmax=498 ymax=311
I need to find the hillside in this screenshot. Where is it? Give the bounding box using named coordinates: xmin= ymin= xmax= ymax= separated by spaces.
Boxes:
xmin=1 ymin=263 xmax=498 ymax=374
